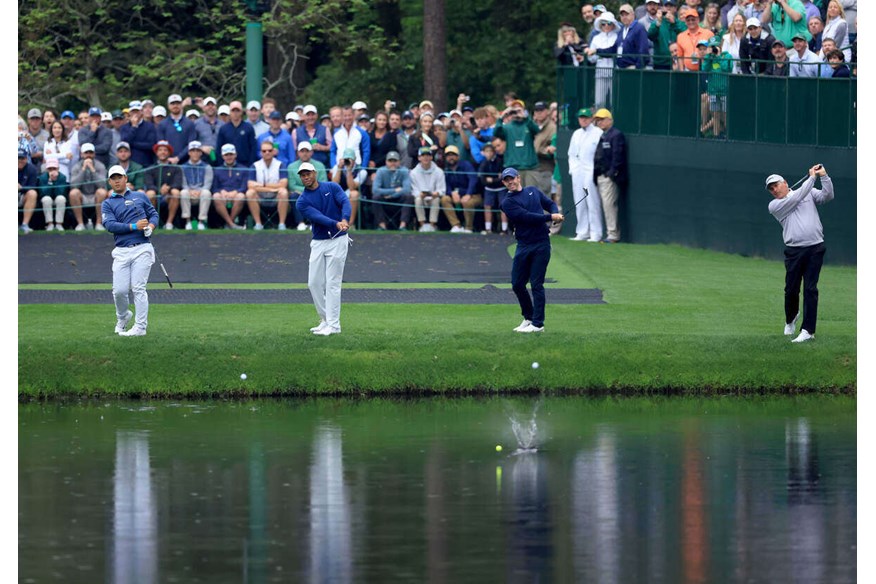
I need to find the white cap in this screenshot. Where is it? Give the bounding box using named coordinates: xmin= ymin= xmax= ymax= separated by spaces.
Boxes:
xmin=100 ymin=112 xmax=113 ymax=122
xmin=746 ymin=17 xmax=762 ymax=28
xmin=351 ymin=100 xmax=367 ymax=110
xmin=221 ymin=143 xmax=236 ymax=155
xmin=188 ymin=140 xmax=203 ymax=151
xmin=297 ymin=141 xmax=313 ymax=151
xmin=285 ymin=111 xmax=297 ymax=121
xmin=203 ymin=96 xmax=217 ymax=105
xmin=80 ymin=142 xmax=95 ymax=153
xmin=108 ymin=165 xmax=127 ymax=177
xmin=765 ymin=174 xmax=784 ymax=189
xmin=218 ymin=104 xmax=231 ymax=115
xmin=303 ymin=104 xmax=318 ymax=115
xmin=128 ymin=100 xmax=142 ymax=111
xmin=246 ymin=100 xmax=261 ymax=110
xmin=167 ymin=93 xmax=183 ymax=104
xmin=186 ymin=109 xmax=201 ymax=118
xmin=298 ymin=162 xmax=316 ymax=173
xmin=153 ymin=105 xmax=167 ymax=117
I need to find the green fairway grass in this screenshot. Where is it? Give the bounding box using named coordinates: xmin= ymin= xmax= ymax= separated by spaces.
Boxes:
xmin=18 ymin=240 xmax=856 ymax=398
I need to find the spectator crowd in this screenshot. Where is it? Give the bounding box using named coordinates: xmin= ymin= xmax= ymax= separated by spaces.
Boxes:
xmin=18 ymin=91 xmax=628 ymax=242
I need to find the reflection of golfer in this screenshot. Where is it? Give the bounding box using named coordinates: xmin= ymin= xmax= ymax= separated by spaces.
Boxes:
xmin=295 ymin=162 xmax=351 ymax=336
xmin=766 ymin=164 xmax=833 ymax=343
xmin=500 ymin=168 xmax=564 ymax=333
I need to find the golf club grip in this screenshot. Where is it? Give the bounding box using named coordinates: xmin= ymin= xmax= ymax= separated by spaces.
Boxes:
xmin=160 ymin=263 xmax=173 ymax=288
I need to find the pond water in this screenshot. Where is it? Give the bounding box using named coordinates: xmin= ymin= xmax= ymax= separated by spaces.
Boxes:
xmin=19 ymin=396 xmax=856 ymax=583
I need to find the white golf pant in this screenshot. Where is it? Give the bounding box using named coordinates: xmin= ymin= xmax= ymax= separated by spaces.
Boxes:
xmin=41 ymin=195 xmax=66 ymax=225
xmin=308 ymin=236 xmax=349 ymax=330
xmin=111 ymin=243 xmax=155 ymax=330
xmin=180 ymin=188 xmax=212 ymax=221
xmin=570 ymin=169 xmax=603 ymax=240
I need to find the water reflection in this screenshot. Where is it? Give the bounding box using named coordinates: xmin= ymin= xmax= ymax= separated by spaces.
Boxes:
xmin=112 ymin=430 xmax=157 ymax=584
xmin=507 ymin=451 xmax=552 ymax=582
xmin=308 ymin=424 xmax=352 ymax=584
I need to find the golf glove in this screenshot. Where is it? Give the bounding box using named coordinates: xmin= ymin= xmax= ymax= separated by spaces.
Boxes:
xmin=144 ymin=226 xmax=153 ymax=237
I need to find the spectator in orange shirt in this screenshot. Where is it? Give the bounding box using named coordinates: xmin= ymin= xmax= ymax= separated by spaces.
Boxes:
xmin=676 ymin=7 xmax=716 ymax=69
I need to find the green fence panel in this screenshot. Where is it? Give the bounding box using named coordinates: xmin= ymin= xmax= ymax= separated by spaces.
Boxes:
xmin=638 ymin=72 xmax=671 ymax=136
xmin=787 ymin=78 xmax=818 ymax=145
xmin=614 ymin=69 xmax=643 ymax=134
xmin=754 ymin=77 xmax=788 ymax=143
xmin=727 ymin=75 xmax=757 ymax=142
xmin=668 ymin=73 xmax=699 ymax=138
xmin=817 ymin=79 xmax=852 ymax=147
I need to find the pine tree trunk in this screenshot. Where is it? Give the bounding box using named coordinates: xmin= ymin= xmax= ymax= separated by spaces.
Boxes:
xmin=423 ymin=0 xmax=447 ymax=112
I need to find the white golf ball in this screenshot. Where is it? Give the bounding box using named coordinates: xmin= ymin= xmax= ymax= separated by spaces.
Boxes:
xmin=240 ymin=373 xmax=247 ymax=380
xmin=531 ymin=362 xmax=539 ymax=369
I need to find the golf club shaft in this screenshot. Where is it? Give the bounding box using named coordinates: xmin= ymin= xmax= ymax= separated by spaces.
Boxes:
xmin=147 ymin=234 xmax=173 ymax=288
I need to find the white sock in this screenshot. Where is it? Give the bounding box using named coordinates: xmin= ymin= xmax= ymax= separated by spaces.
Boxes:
xmin=485 ymin=221 xmax=492 ymax=231
xmin=502 ymin=222 xmax=508 ymax=231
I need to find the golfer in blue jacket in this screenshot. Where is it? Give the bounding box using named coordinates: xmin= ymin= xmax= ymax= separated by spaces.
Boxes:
xmin=295 ymin=162 xmax=352 ymax=336
xmin=500 ymin=168 xmax=564 ymax=333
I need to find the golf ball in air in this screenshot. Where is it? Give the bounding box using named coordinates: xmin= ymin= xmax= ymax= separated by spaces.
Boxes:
xmin=240 ymin=373 xmax=247 ymax=380
xmin=532 ymin=362 xmax=540 ymax=369
xmin=496 ymin=445 xmax=503 ymax=452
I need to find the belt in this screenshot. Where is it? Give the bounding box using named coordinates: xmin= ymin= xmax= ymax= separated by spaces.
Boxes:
xmin=120 ymin=241 xmax=147 ymax=248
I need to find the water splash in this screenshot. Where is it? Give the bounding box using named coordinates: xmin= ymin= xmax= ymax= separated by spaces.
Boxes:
xmin=506 ymin=399 xmax=542 ymax=454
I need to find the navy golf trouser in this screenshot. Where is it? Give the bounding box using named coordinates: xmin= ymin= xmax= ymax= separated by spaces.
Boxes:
xmin=784 ymin=242 xmax=826 ymax=334
xmin=511 ymin=241 xmax=551 ymax=328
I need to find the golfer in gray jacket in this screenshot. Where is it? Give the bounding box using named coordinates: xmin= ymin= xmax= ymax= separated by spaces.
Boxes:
xmin=766 ymin=164 xmax=833 ymax=343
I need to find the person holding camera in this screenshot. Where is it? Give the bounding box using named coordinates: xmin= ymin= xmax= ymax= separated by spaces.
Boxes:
xmin=554 ymin=23 xmax=587 ymax=66
xmin=649 ymin=0 xmax=688 ymax=70
xmin=331 ymin=147 xmax=368 ymax=229
xmin=495 ymin=99 xmax=541 ymax=187
xmin=766 ymin=164 xmax=833 ymax=343
xmin=761 ymin=0 xmax=810 ymax=47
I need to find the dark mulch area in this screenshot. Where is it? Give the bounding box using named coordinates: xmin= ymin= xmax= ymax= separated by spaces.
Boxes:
xmin=18 ymin=286 xmax=604 ymax=305
xmin=18 ymin=232 xmax=532 ymax=284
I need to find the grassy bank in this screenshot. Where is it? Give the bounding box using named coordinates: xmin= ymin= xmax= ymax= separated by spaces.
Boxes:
xmin=18 ymin=240 xmax=856 ymax=398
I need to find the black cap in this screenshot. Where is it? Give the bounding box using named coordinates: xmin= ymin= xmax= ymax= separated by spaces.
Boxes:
xmin=402 ymin=110 xmax=414 ymax=119
xmin=772 ymin=39 xmax=786 ymax=47
xmin=533 ymin=101 xmax=548 ymax=111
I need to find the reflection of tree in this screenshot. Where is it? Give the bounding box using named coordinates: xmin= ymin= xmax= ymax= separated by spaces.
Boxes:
xmin=309 ymin=424 xmax=353 ymax=584
xmin=681 ymin=425 xmax=707 ymax=584
xmin=113 ymin=430 xmax=157 ymax=584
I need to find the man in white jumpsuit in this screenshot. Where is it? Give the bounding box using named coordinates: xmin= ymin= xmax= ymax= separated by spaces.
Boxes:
xmin=567 ymin=108 xmax=604 ymax=241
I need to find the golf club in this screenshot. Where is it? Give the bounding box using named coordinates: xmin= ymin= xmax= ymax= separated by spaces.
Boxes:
xmin=145 ymin=229 xmax=173 ymax=288
xmin=789 ymin=165 xmax=823 ymax=190
xmin=573 ymin=186 xmax=590 ymax=207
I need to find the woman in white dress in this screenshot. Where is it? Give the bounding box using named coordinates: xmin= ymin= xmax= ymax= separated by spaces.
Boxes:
xmin=586 ymin=13 xmax=620 ymax=109
xmin=42 ymin=121 xmax=77 ymax=180
xmin=721 ymin=13 xmax=747 ymax=73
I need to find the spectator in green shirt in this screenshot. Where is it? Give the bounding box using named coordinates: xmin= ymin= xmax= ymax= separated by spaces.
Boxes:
xmin=761 ymin=0 xmax=810 ymax=47
xmin=495 ymin=99 xmax=540 ymax=187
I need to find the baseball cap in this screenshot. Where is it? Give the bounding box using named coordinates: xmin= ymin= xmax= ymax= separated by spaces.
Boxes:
xmin=696 ymin=38 xmax=709 ymax=47
xmin=449 ymin=109 xmax=463 ymax=117
xmin=386 ymin=151 xmax=400 ymax=161
xmin=594 ymin=108 xmax=613 ymax=119
xmin=294 ymin=104 xmax=304 ymax=111
xmin=27 ymin=108 xmax=42 ymax=118
xmin=419 ymin=100 xmax=434 ymax=110
xmin=437 ymin=112 xmax=449 ymax=119
xmin=229 ymin=100 xmax=243 ymax=111
xmin=402 ymin=110 xmax=414 ymax=119
xmin=682 ymin=7 xmax=699 ymax=18
xmin=221 ymin=143 xmax=236 ymax=155
xmin=116 ymin=141 xmax=130 ymax=151
xmin=594 ymin=4 xmax=607 ymax=13
xmin=303 ymin=105 xmax=317 ymax=115
xmin=188 ymin=140 xmax=202 ymax=151
xmin=186 ymin=109 xmax=201 ymax=118
xmin=141 ymin=99 xmax=155 ymax=106
xmin=298 ymin=162 xmax=316 ymax=173
xmin=444 ymin=145 xmax=460 ymax=155
xmin=61 ymin=110 xmax=75 ymax=119
xmin=772 ymin=39 xmax=786 ymax=47
xmin=342 ymin=148 xmax=357 ymax=160
xmin=765 ymin=174 xmax=784 ymax=189
xmin=203 ymin=96 xmax=217 ymax=105
xmin=501 ymin=168 xmax=520 ymax=180
xmin=352 ymin=100 xmax=367 ymax=110
xmin=577 ymin=107 xmax=594 ymax=117
xmin=45 ymin=158 xmax=60 ymax=169
xmin=663 ymin=0 xmax=676 ymax=5
xmin=618 ymin=4 xmax=634 ymax=14
xmin=112 ymin=109 xmax=124 ymax=119
xmin=510 ymin=99 xmax=526 ymax=109
xmin=285 ymin=111 xmax=297 ymax=121
xmin=462 ymin=106 xmax=474 ymax=113
xmin=88 ymin=106 xmax=102 ymax=116
xmin=152 ymin=139 xmax=173 ymax=155
xmin=746 ymin=17 xmax=762 ymax=28
xmin=18 ymin=149 xmax=28 ymax=158
xmin=108 ymin=164 xmax=127 ymax=177
xmin=246 ymin=100 xmax=260 ymax=110
xmin=127 ymin=100 xmax=142 ymax=111
xmin=80 ymin=142 xmax=96 ymax=153
xmin=218 ymin=105 xmax=231 ymax=115
xmin=533 ymin=101 xmax=548 ymax=111
xmin=297 ymin=141 xmax=313 ymax=151
xmin=167 ymin=94 xmax=183 ymax=104
xmin=357 ymin=114 xmax=370 ymax=122
xmin=418 ymin=146 xmax=433 ymax=156
xmin=791 ymin=32 xmax=807 ymax=41
xmin=320 ymin=114 xmax=330 ymax=121
xmin=645 ymin=0 xmax=659 ymax=3
xmin=268 ymin=110 xmax=282 ymax=120
xmin=153 ymin=105 xmax=167 ymax=117
xmin=101 ymin=112 xmax=113 ymax=122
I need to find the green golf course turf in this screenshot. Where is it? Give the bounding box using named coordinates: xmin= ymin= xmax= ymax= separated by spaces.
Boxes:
xmin=18 ymin=240 xmax=856 ymax=398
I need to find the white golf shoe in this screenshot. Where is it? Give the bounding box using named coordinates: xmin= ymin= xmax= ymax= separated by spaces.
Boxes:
xmin=120 ymin=326 xmax=147 ymax=337
xmin=312 ymin=326 xmax=341 ymax=336
xmin=115 ymin=310 xmax=134 ymax=334
xmin=513 ymin=319 xmax=532 ymax=332
xmin=517 ymin=323 xmax=545 ymax=333
xmin=450 ymin=225 xmax=465 ymax=233
xmin=570 ymin=234 xmax=588 ymax=241
xmin=791 ymin=329 xmax=814 ymax=343
xmin=784 ymin=312 xmax=800 ymax=335
xmin=309 ymin=320 xmax=327 ymax=332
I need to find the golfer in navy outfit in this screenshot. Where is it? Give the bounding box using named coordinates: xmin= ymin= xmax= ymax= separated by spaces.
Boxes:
xmin=500 ymin=167 xmax=564 ymax=333
xmin=101 ymin=164 xmax=159 ymax=336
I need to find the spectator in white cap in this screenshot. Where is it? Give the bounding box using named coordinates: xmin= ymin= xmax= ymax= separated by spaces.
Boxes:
xmin=194 ymin=96 xmax=224 ymax=161
xmin=218 ymin=104 xmax=231 ymax=122
xmin=294 ymin=104 xmax=332 ymax=168
xmin=246 ymin=100 xmax=269 ymax=136
xmin=120 ymin=100 xmax=158 ymax=167
xmin=156 ymin=93 xmax=198 ymax=165
xmin=140 ymin=98 xmax=155 ymax=124
xmin=36 ymin=157 xmax=71 ymax=231
xmin=152 ymin=105 xmax=167 ymax=126
xmin=69 ymin=142 xmax=109 ymax=231
xmin=287 ymin=140 xmax=329 ymax=230
xmin=351 ymin=101 xmax=368 ymax=117
xmin=211 ymin=143 xmax=247 ymax=229
xmin=766 ymin=164 xmax=834 ymax=343
xmin=26 ymin=108 xmax=49 ymax=160
xmin=113 ymin=141 xmax=145 ymax=197
xmin=740 ymin=16 xmax=776 ymax=74
xmin=186 ymin=109 xmax=201 ymax=121
xmin=179 ymin=140 xmax=214 ymax=230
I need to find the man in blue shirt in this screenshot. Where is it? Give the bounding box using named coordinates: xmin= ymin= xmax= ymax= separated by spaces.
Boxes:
xmin=101 ymin=164 xmax=159 ymax=337
xmin=217 ymin=100 xmax=259 ymax=167
xmin=257 ymin=111 xmax=295 ymax=165
xmin=18 ymin=148 xmax=39 ymax=233
xmin=211 ymin=144 xmax=249 ymax=229
xmin=440 ymin=145 xmax=480 ymax=233
xmin=295 ymin=162 xmax=352 ymax=336
xmin=499 ymin=168 xmax=565 ymax=333
xmin=371 ymin=151 xmax=414 ymax=230
xmin=156 ymin=94 xmax=198 ymax=165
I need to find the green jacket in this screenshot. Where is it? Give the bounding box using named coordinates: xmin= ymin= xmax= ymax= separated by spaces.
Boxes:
xmin=287 ymin=159 xmax=328 ymax=193
xmin=124 ymin=161 xmax=146 ymax=191
xmin=495 ymin=117 xmax=539 ymax=170
xmin=703 ymin=51 xmax=733 ymax=96
xmin=36 ymin=172 xmax=70 ymax=199
xmin=648 ymin=18 xmax=687 ymax=68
